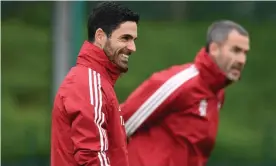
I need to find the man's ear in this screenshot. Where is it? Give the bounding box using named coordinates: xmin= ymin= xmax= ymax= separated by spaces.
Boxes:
xmin=209 ymin=42 xmax=219 ymax=57
xmin=95 ymin=28 xmax=107 ymax=45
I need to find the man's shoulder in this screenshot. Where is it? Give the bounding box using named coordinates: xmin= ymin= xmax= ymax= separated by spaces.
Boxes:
xmin=157 ymin=63 xmax=199 ymax=84
xmin=59 ymin=66 xmax=86 ymax=88
xmin=156 ymin=64 xmax=203 ymax=102
xmin=148 ymin=63 xmax=196 ymax=83
xmin=158 ymin=62 xmax=195 ymax=74
xmin=56 ymin=66 xmax=112 ymax=109
xmin=57 ymin=66 xmax=108 ymax=96
xmin=64 ymin=66 xmax=110 ymax=86
xmin=142 ymin=64 xmax=200 ymax=104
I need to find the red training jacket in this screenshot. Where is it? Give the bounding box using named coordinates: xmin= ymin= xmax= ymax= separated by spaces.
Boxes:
xmin=121 ymin=48 xmax=228 ymax=166
xmin=51 ymin=41 xmax=129 ymax=166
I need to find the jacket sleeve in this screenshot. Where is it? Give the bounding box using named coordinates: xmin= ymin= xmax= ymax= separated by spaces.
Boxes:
xmin=64 ymin=72 xmax=109 ymax=166
xmin=121 ymin=66 xmax=199 ymax=137
xmin=121 ymin=73 xmax=177 ymax=137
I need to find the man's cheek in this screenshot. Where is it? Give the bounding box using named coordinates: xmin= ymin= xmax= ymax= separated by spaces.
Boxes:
xmin=227 ymin=58 xmax=234 ymax=71
xmin=114 ymin=54 xmax=121 ymax=64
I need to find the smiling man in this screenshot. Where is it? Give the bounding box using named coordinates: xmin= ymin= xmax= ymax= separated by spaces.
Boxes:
xmin=121 ymin=20 xmax=250 ymax=166
xmin=51 ymin=2 xmax=139 ymax=166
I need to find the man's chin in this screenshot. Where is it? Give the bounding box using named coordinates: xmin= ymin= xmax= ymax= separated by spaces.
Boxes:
xmin=226 ymin=74 xmax=240 ymax=82
xmin=120 ymin=67 xmax=128 ymax=73
xmin=117 ymin=64 xmax=128 ymax=73
xmin=112 ymin=60 xmax=128 ymax=73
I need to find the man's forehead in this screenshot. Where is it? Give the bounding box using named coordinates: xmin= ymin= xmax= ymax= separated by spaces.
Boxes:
xmin=228 ymin=31 xmax=250 ymax=50
xmin=113 ymin=21 xmax=138 ymax=38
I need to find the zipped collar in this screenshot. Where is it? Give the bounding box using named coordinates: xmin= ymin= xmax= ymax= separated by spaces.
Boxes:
xmin=194 ymin=48 xmax=231 ymax=92
xmin=76 ymin=41 xmax=121 ymax=86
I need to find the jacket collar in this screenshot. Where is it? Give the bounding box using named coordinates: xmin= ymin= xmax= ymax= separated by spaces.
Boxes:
xmin=76 ymin=41 xmax=121 ymax=86
xmin=194 ymin=47 xmax=231 ymax=93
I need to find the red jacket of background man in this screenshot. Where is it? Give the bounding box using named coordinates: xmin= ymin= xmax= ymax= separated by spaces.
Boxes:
xmin=51 ymin=41 xmax=128 ymax=166
xmin=121 ymin=48 xmax=227 ymax=166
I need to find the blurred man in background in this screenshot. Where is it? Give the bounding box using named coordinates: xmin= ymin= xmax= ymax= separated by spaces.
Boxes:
xmin=51 ymin=2 xmax=139 ymax=166
xmin=121 ymin=20 xmax=249 ymax=166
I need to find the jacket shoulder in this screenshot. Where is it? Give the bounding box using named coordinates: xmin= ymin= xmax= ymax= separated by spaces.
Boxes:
xmin=148 ymin=63 xmax=195 ymax=82
xmin=57 ymin=67 xmax=86 ymax=94
xmin=144 ymin=63 xmax=200 ymax=110
xmin=167 ymin=64 xmax=207 ymax=108
xmin=58 ymin=66 xmax=108 ymax=99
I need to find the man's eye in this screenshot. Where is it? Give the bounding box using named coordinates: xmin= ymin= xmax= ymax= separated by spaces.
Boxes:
xmin=232 ymin=47 xmax=241 ymax=53
xmin=122 ymin=36 xmax=129 ymax=41
xmin=121 ymin=35 xmax=134 ymax=41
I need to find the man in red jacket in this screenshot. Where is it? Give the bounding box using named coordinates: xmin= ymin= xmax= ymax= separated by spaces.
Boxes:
xmin=51 ymin=2 xmax=139 ymax=166
xmin=121 ymin=20 xmax=250 ymax=166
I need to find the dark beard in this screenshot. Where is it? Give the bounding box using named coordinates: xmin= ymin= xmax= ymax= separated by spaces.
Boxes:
xmin=103 ymin=42 xmax=128 ymax=73
xmin=225 ymin=78 xmax=234 ymax=85
xmin=103 ymin=40 xmax=114 ymax=62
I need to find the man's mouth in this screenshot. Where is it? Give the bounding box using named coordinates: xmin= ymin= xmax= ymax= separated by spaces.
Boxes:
xmin=232 ymin=69 xmax=240 ymax=74
xmin=230 ymin=67 xmax=242 ymax=77
xmin=121 ymin=54 xmax=129 ymax=62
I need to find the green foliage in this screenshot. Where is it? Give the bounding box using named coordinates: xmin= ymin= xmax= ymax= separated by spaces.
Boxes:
xmin=2 ymin=19 xmax=276 ymax=164
xmin=2 ymin=19 xmax=51 ymax=160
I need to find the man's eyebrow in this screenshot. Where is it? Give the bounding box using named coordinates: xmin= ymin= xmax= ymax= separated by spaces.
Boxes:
xmin=122 ymin=34 xmax=138 ymax=40
xmin=233 ymin=45 xmax=249 ymax=54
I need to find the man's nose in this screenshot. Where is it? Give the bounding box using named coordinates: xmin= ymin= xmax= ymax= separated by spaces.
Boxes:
xmin=236 ymin=53 xmax=246 ymax=65
xmin=238 ymin=54 xmax=246 ymax=64
xmin=127 ymin=41 xmax=136 ymax=52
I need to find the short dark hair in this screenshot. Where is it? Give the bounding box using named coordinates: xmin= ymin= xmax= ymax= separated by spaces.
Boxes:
xmin=206 ymin=20 xmax=249 ymax=52
xmin=87 ymin=1 xmax=140 ymax=42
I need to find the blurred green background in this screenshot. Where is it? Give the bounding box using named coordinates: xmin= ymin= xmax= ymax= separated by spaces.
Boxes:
xmin=1 ymin=1 xmax=276 ymax=166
